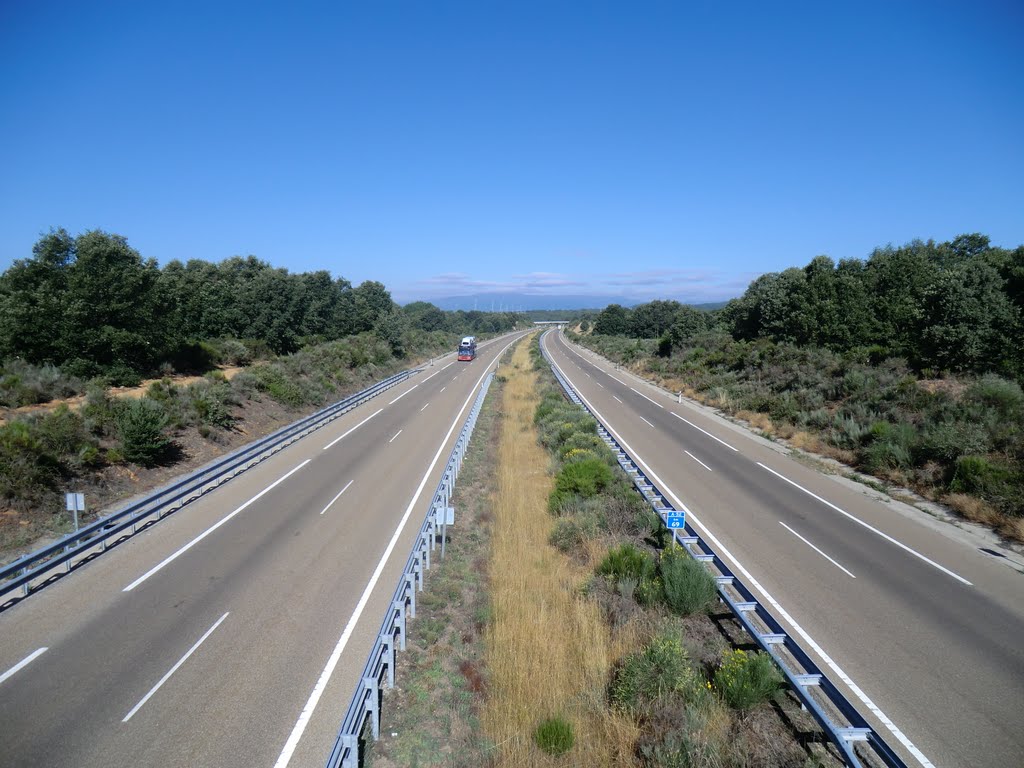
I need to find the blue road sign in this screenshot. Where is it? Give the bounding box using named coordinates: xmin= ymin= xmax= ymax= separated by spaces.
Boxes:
xmin=666 ymin=513 xmax=685 ymax=529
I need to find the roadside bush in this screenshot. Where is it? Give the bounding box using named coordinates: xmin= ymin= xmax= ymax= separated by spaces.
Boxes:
xmin=116 ymin=398 xmax=171 ymax=466
xmin=965 ymin=374 xmax=1024 ymax=418
xmin=104 ymin=363 xmax=142 ymax=388
xmin=549 ymin=457 xmax=614 ymax=512
xmin=558 ymin=431 xmax=608 ymax=461
xmin=0 ymin=422 xmax=60 ymax=499
xmin=0 ymin=360 xmax=83 ymax=407
xmin=533 ymin=716 xmax=575 ymax=756
xmin=612 ymin=632 xmax=698 ymax=713
xmin=34 ymin=405 xmax=90 ymax=456
xmin=598 ymin=542 xmax=656 ymax=582
xmin=187 ymin=381 xmax=235 ymax=428
xmin=549 ymin=516 xmax=600 ymax=553
xmin=714 ymin=650 xmax=782 ymax=710
xmin=950 ymin=455 xmax=1023 ymax=515
xmin=660 ymin=546 xmax=718 ymax=615
xmin=251 ymin=364 xmax=306 ymax=407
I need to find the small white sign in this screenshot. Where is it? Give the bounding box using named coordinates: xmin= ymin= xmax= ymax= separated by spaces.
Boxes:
xmin=435 ymin=506 xmax=455 ymax=526
xmin=65 ymin=493 xmax=85 ymax=512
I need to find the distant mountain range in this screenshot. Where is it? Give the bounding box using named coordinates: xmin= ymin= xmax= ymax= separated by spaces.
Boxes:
xmin=419 ymin=293 xmax=731 ymax=312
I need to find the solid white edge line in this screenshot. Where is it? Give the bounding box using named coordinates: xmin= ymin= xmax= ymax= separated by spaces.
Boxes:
xmin=670 ymin=411 xmax=739 ymax=452
xmin=613 ymin=395 xmax=623 ymax=403
xmin=420 ymin=403 xmax=429 ymax=412
xmin=0 ymin=647 xmax=47 ymax=686
xmin=610 ymin=375 xmax=627 ymax=386
xmin=779 ymin=522 xmax=857 ymax=578
xmin=388 ymin=384 xmax=419 ymax=405
xmin=684 ymin=450 xmax=713 ymax=472
xmin=389 ymin=429 xmax=403 ymax=444
xmin=122 ymin=612 xmax=229 ymax=723
xmin=322 ymin=409 xmax=383 ymax=450
xmin=272 ymin=334 xmax=523 ymax=768
xmin=758 ymin=462 xmax=971 ymax=586
xmin=543 ymin=333 xmax=935 ymax=768
xmin=123 ymin=460 xmax=311 ymax=592
xmin=320 ymin=480 xmax=354 ymax=516
xmin=630 ymin=386 xmax=664 ymax=408
xmin=639 ymin=416 xmax=655 ymax=428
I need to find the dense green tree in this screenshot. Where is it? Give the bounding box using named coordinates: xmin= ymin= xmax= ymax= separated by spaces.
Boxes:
xmin=919 ymin=262 xmax=1018 ymax=373
xmin=0 ymin=229 xmax=74 ymax=364
xmin=593 ymin=304 xmax=630 ymax=335
xmin=628 ymin=300 xmax=683 ymax=338
xmin=402 ymin=301 xmax=447 ymax=332
xmin=352 ymin=280 xmax=395 ymax=333
xmin=666 ymin=305 xmax=709 ymax=346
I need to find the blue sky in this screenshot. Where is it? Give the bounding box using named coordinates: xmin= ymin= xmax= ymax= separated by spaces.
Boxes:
xmin=1 ymin=1 xmax=1022 ymax=305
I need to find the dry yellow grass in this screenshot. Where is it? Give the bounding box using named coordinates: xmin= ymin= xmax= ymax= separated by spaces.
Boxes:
xmin=735 ymin=409 xmax=774 ymax=435
xmin=483 ymin=338 xmax=638 ymax=767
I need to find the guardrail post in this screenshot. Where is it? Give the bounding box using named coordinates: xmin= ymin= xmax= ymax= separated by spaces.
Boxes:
xmin=382 ymin=636 xmax=395 ymax=688
xmin=362 ymin=675 xmax=380 ymax=740
xmin=404 ymin=574 xmax=416 ymax=618
xmin=394 ymin=599 xmax=407 ymax=650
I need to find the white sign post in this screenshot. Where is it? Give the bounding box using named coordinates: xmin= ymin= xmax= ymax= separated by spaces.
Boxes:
xmin=65 ymin=492 xmax=85 ymax=532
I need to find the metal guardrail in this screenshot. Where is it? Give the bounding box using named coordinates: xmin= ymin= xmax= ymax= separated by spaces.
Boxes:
xmin=326 ymin=371 xmax=495 ymax=768
xmin=0 ymin=367 xmax=419 ymax=603
xmin=540 ymin=333 xmax=908 ymax=768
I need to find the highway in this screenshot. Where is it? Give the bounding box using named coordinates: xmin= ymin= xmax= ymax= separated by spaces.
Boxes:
xmin=0 ymin=332 xmax=525 ymax=768
xmin=543 ymin=330 xmax=1024 ymax=768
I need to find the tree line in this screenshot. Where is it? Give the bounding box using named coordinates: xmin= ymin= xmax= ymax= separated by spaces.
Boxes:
xmin=0 ymin=228 xmax=521 ymax=382
xmin=592 ymin=233 xmax=1024 ymax=378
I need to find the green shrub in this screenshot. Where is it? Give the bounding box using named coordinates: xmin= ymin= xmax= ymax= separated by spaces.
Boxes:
xmin=598 ymin=543 xmax=656 ymax=581
xmin=612 ymin=633 xmax=697 ymax=713
xmin=0 ymin=422 xmax=60 ymax=499
xmin=116 ymin=398 xmax=171 ymax=466
xmin=714 ymin=649 xmax=783 ymax=709
xmin=549 ymin=516 xmax=599 ymax=553
xmin=35 ymin=405 xmax=89 ymax=456
xmin=966 ymin=374 xmax=1024 ymax=418
xmin=659 ymin=546 xmax=718 ymax=615
xmin=558 ymin=431 xmax=608 ymax=460
xmin=104 ymin=363 xmax=142 ymax=387
xmin=549 ymin=457 xmax=614 ymax=512
xmin=859 ymin=440 xmax=911 ymax=472
xmin=533 ymin=716 xmax=575 ymax=756
xmin=188 ymin=383 xmax=234 ymax=428
xmin=252 ymin=364 xmax=306 ymax=407
xmin=167 ymin=340 xmax=217 ymax=373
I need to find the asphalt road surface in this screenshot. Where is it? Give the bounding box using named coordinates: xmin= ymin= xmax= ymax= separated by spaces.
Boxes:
xmin=0 ymin=332 xmax=526 ymax=768
xmin=543 ymin=330 xmax=1024 ymax=768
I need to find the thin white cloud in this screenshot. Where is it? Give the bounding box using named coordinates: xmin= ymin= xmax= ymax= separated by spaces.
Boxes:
xmin=400 ymin=266 xmax=755 ymax=304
